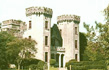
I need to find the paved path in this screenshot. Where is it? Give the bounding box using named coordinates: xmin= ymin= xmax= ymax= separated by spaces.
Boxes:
xmin=58 ymin=68 xmax=67 ymax=70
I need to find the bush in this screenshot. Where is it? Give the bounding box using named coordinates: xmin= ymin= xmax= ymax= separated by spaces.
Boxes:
xmin=29 ymin=64 xmax=37 ymax=70
xmin=21 ymin=58 xmax=40 ymax=69
xmin=66 ymin=60 xmax=107 ymax=70
xmin=54 ymin=62 xmax=59 ymax=67
xmin=50 ymin=59 xmax=56 ymax=67
xmin=65 ymin=59 xmax=77 ymax=67
xmin=37 ymin=61 xmax=45 ymax=70
xmin=85 ymin=65 xmax=105 ymax=69
xmin=71 ymin=66 xmax=86 ymax=70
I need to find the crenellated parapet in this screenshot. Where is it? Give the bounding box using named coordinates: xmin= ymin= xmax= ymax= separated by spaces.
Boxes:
xmin=2 ymin=19 xmax=25 ymax=25
xmin=57 ymin=15 xmax=80 ymax=24
xmin=26 ymin=6 xmax=53 ymax=18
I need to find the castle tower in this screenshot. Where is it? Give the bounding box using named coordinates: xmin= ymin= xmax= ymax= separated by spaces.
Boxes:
xmin=23 ymin=7 xmax=53 ymax=65
xmin=57 ymin=15 xmax=80 ymax=63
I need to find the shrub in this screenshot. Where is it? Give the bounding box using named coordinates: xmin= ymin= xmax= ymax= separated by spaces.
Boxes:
xmin=71 ymin=66 xmax=86 ymax=70
xmin=21 ymin=58 xmax=40 ymax=69
xmin=29 ymin=64 xmax=37 ymax=70
xmin=54 ymin=62 xmax=59 ymax=67
xmin=85 ymin=65 xmax=105 ymax=69
xmin=66 ymin=60 xmax=107 ymax=70
xmin=50 ymin=59 xmax=56 ymax=67
xmin=37 ymin=61 xmax=45 ymax=70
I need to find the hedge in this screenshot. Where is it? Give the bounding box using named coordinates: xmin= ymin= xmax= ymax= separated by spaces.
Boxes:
xmin=66 ymin=59 xmax=107 ymax=70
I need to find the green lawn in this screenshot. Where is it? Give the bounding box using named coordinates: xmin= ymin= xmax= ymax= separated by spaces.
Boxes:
xmin=50 ymin=67 xmax=58 ymax=70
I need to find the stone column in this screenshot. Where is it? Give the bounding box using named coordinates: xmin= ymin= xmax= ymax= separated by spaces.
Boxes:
xmin=63 ymin=54 xmax=65 ymax=67
xmin=59 ymin=54 xmax=61 ymax=68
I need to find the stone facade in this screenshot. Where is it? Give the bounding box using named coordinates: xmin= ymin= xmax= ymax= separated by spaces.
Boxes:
xmin=1 ymin=6 xmax=80 ymax=69
xmin=26 ymin=6 xmax=52 ymax=18
xmin=23 ymin=7 xmax=80 ymax=69
xmin=1 ymin=19 xmax=27 ymax=38
xmin=57 ymin=15 xmax=80 ymax=64
xmin=23 ymin=6 xmax=53 ymax=69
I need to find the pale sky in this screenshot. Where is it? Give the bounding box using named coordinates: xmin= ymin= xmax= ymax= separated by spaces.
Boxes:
xmin=0 ymin=0 xmax=109 ymax=32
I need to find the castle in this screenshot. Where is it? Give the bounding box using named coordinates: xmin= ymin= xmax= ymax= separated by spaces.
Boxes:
xmin=1 ymin=6 xmax=80 ymax=69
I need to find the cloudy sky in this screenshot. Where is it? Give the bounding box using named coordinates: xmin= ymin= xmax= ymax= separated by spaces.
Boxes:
xmin=0 ymin=0 xmax=109 ymax=32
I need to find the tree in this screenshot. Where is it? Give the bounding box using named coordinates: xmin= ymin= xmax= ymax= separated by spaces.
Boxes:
xmin=79 ymin=32 xmax=88 ymax=61
xmin=0 ymin=31 xmax=37 ymax=69
xmin=82 ymin=5 xmax=109 ymax=61
xmin=104 ymin=5 xmax=109 ymax=22
xmin=6 ymin=37 xmax=37 ymax=70
xmin=0 ymin=31 xmax=16 ymax=69
xmin=83 ymin=21 xmax=108 ymax=61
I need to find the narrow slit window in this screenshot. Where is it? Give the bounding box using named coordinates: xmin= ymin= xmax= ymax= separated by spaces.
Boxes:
xmin=29 ymin=36 xmax=31 ymax=39
xmin=45 ymin=52 xmax=48 ymax=62
xmin=75 ymin=27 xmax=77 ymax=35
xmin=45 ymin=21 xmax=48 ymax=29
xmin=60 ymin=29 xmax=62 ymax=35
xmin=29 ymin=21 xmax=31 ymax=29
xmin=45 ymin=36 xmax=48 ymax=46
xmin=75 ymin=40 xmax=77 ymax=49
xmin=75 ymin=54 xmax=78 ymax=61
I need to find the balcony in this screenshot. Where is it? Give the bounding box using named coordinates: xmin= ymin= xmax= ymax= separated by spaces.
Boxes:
xmin=56 ymin=47 xmax=65 ymax=52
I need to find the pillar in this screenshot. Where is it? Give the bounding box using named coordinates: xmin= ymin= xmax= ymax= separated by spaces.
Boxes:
xmin=59 ymin=54 xmax=61 ymax=68
xmin=63 ymin=54 xmax=65 ymax=67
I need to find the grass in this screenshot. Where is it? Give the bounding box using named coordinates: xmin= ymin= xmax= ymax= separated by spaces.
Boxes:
xmin=50 ymin=67 xmax=58 ymax=70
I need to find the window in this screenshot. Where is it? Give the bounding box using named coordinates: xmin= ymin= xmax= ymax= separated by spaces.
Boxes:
xmin=45 ymin=36 xmax=48 ymax=46
xmin=60 ymin=29 xmax=62 ymax=35
xmin=75 ymin=54 xmax=78 ymax=61
xmin=45 ymin=52 xmax=48 ymax=62
xmin=29 ymin=36 xmax=31 ymax=39
xmin=45 ymin=21 xmax=48 ymax=29
xmin=29 ymin=21 xmax=31 ymax=29
xmin=75 ymin=40 xmax=77 ymax=49
xmin=51 ymin=53 xmax=54 ymax=59
xmin=75 ymin=27 xmax=77 ymax=35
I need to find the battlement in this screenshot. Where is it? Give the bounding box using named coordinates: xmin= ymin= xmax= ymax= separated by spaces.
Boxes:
xmin=26 ymin=6 xmax=53 ymax=18
xmin=2 ymin=19 xmax=25 ymax=25
xmin=57 ymin=15 xmax=80 ymax=24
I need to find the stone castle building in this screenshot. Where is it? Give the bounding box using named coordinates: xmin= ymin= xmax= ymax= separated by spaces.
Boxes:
xmin=1 ymin=19 xmax=27 ymax=38
xmin=1 ymin=6 xmax=80 ymax=69
xmin=23 ymin=6 xmax=80 ymax=69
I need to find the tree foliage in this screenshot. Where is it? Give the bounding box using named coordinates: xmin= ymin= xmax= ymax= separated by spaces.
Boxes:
xmin=0 ymin=31 xmax=37 ymax=69
xmin=104 ymin=5 xmax=109 ymax=22
xmin=79 ymin=32 xmax=87 ymax=61
xmin=83 ymin=21 xmax=109 ymax=61
xmin=51 ymin=24 xmax=62 ymax=47
xmin=83 ymin=5 xmax=109 ymax=61
xmin=0 ymin=32 xmax=16 ymax=68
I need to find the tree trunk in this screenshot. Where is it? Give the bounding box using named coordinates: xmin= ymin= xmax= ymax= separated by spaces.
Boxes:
xmin=18 ymin=64 xmax=20 ymax=70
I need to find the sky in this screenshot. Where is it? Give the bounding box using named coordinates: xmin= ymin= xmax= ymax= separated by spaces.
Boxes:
xmin=0 ymin=0 xmax=109 ymax=32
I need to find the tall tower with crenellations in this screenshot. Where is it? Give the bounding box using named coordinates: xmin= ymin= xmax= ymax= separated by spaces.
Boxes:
xmin=23 ymin=7 xmax=53 ymax=67
xmin=57 ymin=15 xmax=80 ymax=63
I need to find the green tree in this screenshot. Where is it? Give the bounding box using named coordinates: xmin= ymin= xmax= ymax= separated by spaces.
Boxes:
xmin=0 ymin=31 xmax=16 ymax=69
xmin=79 ymin=32 xmax=88 ymax=61
xmin=83 ymin=21 xmax=109 ymax=61
xmin=6 ymin=37 xmax=37 ymax=70
xmin=104 ymin=5 xmax=109 ymax=22
xmin=0 ymin=31 xmax=37 ymax=69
